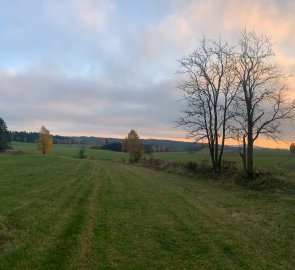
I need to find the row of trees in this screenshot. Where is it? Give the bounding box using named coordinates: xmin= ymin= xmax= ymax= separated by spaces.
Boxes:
xmin=0 ymin=118 xmax=53 ymax=155
xmin=178 ymin=30 xmax=295 ymax=179
xmin=11 ymin=131 xmax=75 ymax=144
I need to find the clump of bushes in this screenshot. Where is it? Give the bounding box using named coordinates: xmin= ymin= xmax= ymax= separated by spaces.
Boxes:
xmin=237 ymin=171 xmax=295 ymax=193
xmin=137 ymin=157 xmax=259 ymax=184
xmin=126 ymin=156 xmax=291 ymax=192
xmin=139 ymin=157 xmax=225 ymax=177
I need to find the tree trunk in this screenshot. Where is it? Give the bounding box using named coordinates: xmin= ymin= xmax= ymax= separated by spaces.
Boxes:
xmin=208 ymin=141 xmax=216 ymax=174
xmin=242 ymin=135 xmax=247 ymax=172
xmin=214 ymin=138 xmax=219 ymax=175
xmin=247 ymin=129 xmax=254 ymax=180
xmin=239 ymin=135 xmax=247 ymax=174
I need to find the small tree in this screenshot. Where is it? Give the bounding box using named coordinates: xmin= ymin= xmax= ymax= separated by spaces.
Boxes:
xmin=78 ymin=145 xmax=86 ymax=159
xmin=122 ymin=129 xmax=144 ymax=162
xmin=0 ymin=117 xmax=11 ymax=152
xmin=290 ymin=143 xmax=295 ymax=156
xmin=142 ymin=144 xmax=153 ymax=156
xmin=37 ymin=126 xmax=53 ymax=154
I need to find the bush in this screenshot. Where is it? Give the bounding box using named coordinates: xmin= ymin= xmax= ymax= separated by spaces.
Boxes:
xmin=78 ymin=146 xmax=86 ymax=159
xmin=139 ymin=158 xmax=213 ymax=176
xmin=201 ymin=159 xmax=209 ymax=167
xmin=137 ymin=156 xmax=248 ymax=184
xmin=221 ymin=159 xmax=237 ymax=171
xmin=4 ymin=149 xmax=24 ymax=155
xmin=290 ymin=143 xmax=295 ymax=156
xmin=134 ymin=156 xmax=285 ymax=191
xmin=186 ymin=161 xmax=198 ymax=173
xmin=240 ymin=172 xmax=295 ymax=192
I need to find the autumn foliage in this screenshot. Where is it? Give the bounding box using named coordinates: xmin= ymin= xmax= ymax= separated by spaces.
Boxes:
xmin=37 ymin=126 xmax=53 ymax=154
xmin=122 ymin=129 xmax=144 ymax=162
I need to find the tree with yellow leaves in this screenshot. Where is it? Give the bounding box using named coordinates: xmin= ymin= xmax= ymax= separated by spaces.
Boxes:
xmin=37 ymin=126 xmax=53 ymax=154
xmin=122 ymin=129 xmax=144 ymax=162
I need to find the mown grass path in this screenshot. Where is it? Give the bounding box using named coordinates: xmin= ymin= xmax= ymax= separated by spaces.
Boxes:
xmin=0 ymin=154 xmax=294 ymax=269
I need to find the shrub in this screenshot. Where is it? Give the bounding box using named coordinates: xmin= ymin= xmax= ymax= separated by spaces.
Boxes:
xmin=78 ymin=145 xmax=86 ymax=159
xmin=186 ymin=161 xmax=198 ymax=173
xmin=220 ymin=159 xmax=237 ymax=174
xmin=201 ymin=159 xmax=209 ymax=167
xmin=4 ymin=149 xmax=24 ymax=155
xmin=290 ymin=143 xmax=295 ymax=156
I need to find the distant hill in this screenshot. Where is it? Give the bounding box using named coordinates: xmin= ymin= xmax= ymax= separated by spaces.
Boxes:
xmin=10 ymin=131 xmax=206 ymax=152
xmin=13 ymin=131 xmax=269 ymax=152
xmin=11 ymin=131 xmax=276 ymax=152
xmin=70 ymin=136 xmax=206 ymax=152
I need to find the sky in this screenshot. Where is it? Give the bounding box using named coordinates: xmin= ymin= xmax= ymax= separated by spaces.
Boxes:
xmin=0 ymin=0 xmax=295 ymax=148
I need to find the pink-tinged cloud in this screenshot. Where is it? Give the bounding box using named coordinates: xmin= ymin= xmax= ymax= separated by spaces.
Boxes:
xmin=0 ymin=0 xmax=294 ymax=147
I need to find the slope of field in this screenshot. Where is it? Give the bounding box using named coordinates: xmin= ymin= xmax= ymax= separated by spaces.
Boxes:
xmin=0 ymin=144 xmax=294 ymax=269
xmin=12 ymin=142 xmax=128 ymax=160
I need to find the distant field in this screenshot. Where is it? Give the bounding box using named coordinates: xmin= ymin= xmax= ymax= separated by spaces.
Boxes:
xmin=0 ymin=143 xmax=294 ymax=269
xmin=12 ymin=142 xmax=128 ymax=160
xmin=12 ymin=142 xmax=295 ymax=173
xmin=153 ymin=148 xmax=295 ymax=173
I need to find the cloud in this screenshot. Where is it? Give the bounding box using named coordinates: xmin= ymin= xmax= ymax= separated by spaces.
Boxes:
xmin=0 ymin=68 xmax=184 ymax=138
xmin=0 ymin=0 xmax=294 ymax=145
xmin=44 ymin=0 xmax=115 ymax=34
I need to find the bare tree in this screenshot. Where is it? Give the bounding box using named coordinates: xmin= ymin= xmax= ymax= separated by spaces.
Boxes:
xmin=233 ymin=31 xmax=295 ymax=179
xmin=177 ymin=37 xmax=238 ymax=174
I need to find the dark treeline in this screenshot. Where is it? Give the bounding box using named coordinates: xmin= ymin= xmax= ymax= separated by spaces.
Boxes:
xmin=11 ymin=131 xmax=75 ymax=144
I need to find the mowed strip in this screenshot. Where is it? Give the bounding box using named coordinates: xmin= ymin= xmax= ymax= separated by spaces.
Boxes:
xmin=0 ymin=156 xmax=99 ymax=269
xmin=88 ymin=163 xmax=295 ymax=269
xmin=0 ymin=155 xmax=294 ymax=269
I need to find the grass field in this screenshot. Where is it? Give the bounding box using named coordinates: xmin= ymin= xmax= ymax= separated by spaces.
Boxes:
xmin=153 ymin=149 xmax=295 ymax=173
xmin=0 ymin=143 xmax=295 ymax=269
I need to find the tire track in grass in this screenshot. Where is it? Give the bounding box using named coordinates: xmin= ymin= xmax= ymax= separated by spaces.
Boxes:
xmin=120 ymin=164 xmax=253 ymax=269
xmin=89 ymin=162 xmax=141 ymax=269
xmin=127 ymin=165 xmax=294 ymax=269
xmin=90 ymin=165 xmax=115 ymax=269
xmin=3 ymin=159 xmax=86 ymax=217
xmin=1 ymin=162 xmax=88 ymax=268
xmin=38 ymin=160 xmax=99 ymax=270
xmin=0 ymin=160 xmax=95 ymax=270
xmin=115 ymin=166 xmax=222 ymax=269
xmin=1 ymin=159 xmax=85 ymax=250
xmin=87 ymin=162 xmax=215 ymax=269
xmin=69 ymin=165 xmax=104 ymax=270
xmin=152 ymin=179 xmax=288 ymax=269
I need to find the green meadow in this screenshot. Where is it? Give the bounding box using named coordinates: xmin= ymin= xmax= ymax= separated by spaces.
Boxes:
xmin=153 ymin=149 xmax=295 ymax=174
xmin=0 ymin=143 xmax=295 ymax=269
